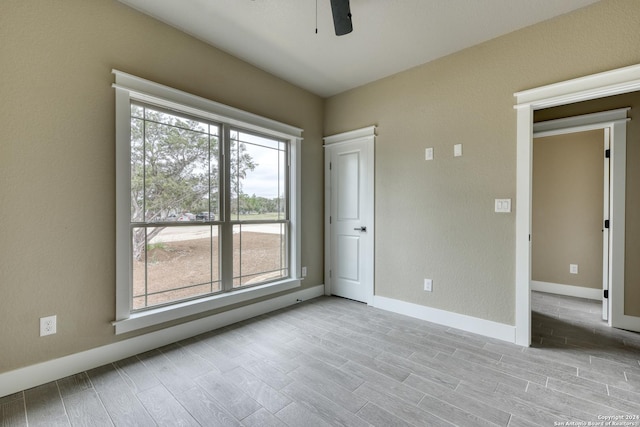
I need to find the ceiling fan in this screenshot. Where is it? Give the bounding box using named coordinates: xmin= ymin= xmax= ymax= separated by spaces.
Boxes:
xmin=329 ymin=0 xmax=353 ymax=35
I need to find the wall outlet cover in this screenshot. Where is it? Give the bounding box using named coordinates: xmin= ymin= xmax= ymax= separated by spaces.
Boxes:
xmin=424 ymin=278 xmax=433 ymax=292
xmin=40 ymin=315 xmax=57 ymax=337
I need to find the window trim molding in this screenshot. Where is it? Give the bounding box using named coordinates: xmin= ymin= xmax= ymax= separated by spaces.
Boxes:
xmin=112 ymin=279 xmax=301 ymax=334
xmin=112 ymin=70 xmax=303 ymax=334
xmin=112 ymin=70 xmax=303 ymax=140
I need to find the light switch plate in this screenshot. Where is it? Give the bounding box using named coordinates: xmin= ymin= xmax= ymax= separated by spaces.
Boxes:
xmin=454 ymin=144 xmax=462 ymax=157
xmin=495 ymin=199 xmax=511 ymax=213
xmin=425 ymin=147 xmax=434 ymax=161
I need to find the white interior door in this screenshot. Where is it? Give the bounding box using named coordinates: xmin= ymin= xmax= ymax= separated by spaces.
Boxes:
xmin=324 ymin=127 xmax=375 ymax=304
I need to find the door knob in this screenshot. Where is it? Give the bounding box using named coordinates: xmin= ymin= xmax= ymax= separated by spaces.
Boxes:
xmin=354 ymin=226 xmax=367 ymax=232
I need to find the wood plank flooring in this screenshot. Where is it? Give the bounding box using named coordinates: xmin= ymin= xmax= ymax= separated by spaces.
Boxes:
xmin=2 ymin=291 xmax=639 ymax=426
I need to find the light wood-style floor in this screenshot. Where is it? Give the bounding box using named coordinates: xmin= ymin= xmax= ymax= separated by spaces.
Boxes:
xmin=1 ymin=291 xmax=640 ymax=426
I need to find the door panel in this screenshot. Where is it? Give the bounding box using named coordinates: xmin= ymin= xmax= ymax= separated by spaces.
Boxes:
xmin=331 ymin=144 xmax=367 ymax=302
xmin=337 ymin=152 xmax=360 ymax=220
xmin=337 ymin=234 xmax=360 ymax=281
xmin=325 ymin=131 xmax=374 ymax=304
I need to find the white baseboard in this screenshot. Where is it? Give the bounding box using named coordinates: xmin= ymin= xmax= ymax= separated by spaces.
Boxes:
xmin=0 ymin=284 xmax=324 ymax=398
xmin=373 ymin=296 xmax=516 ymax=343
xmin=531 ymin=281 xmax=602 ymax=301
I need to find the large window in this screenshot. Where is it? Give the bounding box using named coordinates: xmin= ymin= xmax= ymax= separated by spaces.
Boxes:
xmin=113 ymin=70 xmax=302 ymax=333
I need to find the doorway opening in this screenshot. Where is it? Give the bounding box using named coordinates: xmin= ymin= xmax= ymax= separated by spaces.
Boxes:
xmin=530 ymin=113 xmax=626 ymax=331
xmin=514 ymin=65 xmax=640 ymax=346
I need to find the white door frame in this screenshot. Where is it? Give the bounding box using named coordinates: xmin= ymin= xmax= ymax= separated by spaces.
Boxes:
xmin=324 ymin=126 xmax=376 ymax=305
xmin=532 ymin=109 xmax=629 ymax=323
xmin=603 ymin=127 xmax=611 ymax=322
xmin=514 ymin=64 xmax=640 ymax=346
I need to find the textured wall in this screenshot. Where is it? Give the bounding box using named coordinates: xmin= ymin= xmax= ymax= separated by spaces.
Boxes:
xmin=324 ymin=0 xmax=640 ymax=325
xmin=0 ymin=0 xmax=324 ymax=373
xmin=532 ymin=130 xmax=604 ymax=290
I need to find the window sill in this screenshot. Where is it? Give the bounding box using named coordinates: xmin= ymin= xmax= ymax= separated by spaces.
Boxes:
xmin=112 ymin=278 xmax=301 ymax=334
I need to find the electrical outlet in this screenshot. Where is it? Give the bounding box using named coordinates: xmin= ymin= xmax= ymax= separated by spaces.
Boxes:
xmin=570 ymin=264 xmax=578 ymax=274
xmin=301 ymin=266 xmax=307 ymax=277
xmin=424 ymin=278 xmax=433 ymax=292
xmin=40 ymin=315 xmax=57 ymax=337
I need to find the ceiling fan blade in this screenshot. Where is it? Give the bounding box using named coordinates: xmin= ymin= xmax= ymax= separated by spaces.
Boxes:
xmin=330 ymin=0 xmax=353 ymax=36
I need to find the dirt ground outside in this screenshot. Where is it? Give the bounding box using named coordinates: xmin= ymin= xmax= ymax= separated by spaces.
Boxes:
xmin=133 ymin=231 xmax=286 ymax=309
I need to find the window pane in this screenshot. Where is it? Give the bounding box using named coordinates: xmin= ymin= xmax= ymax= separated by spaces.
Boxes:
xmin=130 ymin=105 xmax=219 ymax=223
xmin=230 ymin=131 xmax=286 ymax=221
xmin=233 ymin=223 xmax=287 ymax=288
xmin=132 ymin=225 xmax=221 ymax=310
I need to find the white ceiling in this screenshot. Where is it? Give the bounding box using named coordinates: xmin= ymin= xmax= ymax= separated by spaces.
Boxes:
xmin=118 ymin=0 xmax=600 ymax=98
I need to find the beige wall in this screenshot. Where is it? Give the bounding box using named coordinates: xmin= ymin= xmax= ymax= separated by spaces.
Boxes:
xmin=324 ymin=0 xmax=640 ymax=325
xmin=532 ymin=130 xmax=604 ymax=289
xmin=535 ymin=91 xmax=640 ymax=317
xmin=0 ymin=0 xmax=324 ymax=373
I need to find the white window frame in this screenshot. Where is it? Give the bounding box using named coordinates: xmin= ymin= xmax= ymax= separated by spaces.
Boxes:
xmin=112 ymin=70 xmax=303 ymax=334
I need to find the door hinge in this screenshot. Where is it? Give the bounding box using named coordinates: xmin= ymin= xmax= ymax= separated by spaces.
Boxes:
xmin=605 ymin=149 xmax=611 ymax=158
xmin=604 ymin=289 xmax=608 ymax=299
xmin=604 ymin=219 xmax=610 ymax=229
xmin=330 ymin=216 xmax=332 ymax=224
xmin=329 ymin=270 xmax=332 ymax=278
xmin=329 ymin=162 xmax=332 ymax=170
